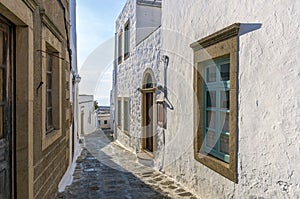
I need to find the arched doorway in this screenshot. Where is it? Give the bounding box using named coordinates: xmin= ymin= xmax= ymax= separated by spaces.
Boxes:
xmin=142 ymin=70 xmax=156 ymax=154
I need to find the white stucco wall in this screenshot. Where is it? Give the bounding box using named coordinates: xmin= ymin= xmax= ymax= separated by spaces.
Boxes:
xmin=115 ymin=0 xmax=162 ymax=153
xmin=99 ymin=114 xmax=111 ymax=129
xmin=78 ymin=95 xmax=97 ymax=136
xmin=160 ymin=0 xmax=300 ymax=198
xmin=136 ymin=4 xmax=161 ymax=45
xmin=115 ymin=0 xmax=300 ymax=198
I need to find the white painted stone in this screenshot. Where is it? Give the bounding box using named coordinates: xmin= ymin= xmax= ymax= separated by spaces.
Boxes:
xmin=78 ymin=95 xmax=98 ymax=136
xmin=114 ymin=0 xmax=300 ymax=198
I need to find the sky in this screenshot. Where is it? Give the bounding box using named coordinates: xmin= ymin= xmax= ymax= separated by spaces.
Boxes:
xmin=77 ymin=0 xmax=127 ymax=106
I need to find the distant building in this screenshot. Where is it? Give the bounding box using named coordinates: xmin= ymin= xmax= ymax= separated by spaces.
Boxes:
xmin=98 ymin=106 xmax=111 ymax=129
xmin=78 ymin=95 xmax=98 ymax=137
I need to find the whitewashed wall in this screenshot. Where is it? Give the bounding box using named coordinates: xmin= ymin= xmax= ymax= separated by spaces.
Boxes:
xmin=136 ymin=4 xmax=161 ymax=44
xmin=99 ymin=114 xmax=111 ymax=129
xmin=160 ymin=0 xmax=300 ymax=198
xmin=115 ymin=0 xmax=300 ymax=198
xmin=115 ymin=0 xmax=162 ymax=152
xmin=78 ymin=95 xmax=97 ymax=136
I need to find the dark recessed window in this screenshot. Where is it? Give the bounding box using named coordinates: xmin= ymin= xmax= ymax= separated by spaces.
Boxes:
xmin=124 ymin=21 xmax=130 ymax=59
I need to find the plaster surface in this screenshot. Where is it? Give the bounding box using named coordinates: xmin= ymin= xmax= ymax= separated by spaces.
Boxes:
xmin=115 ymin=0 xmax=300 ymax=198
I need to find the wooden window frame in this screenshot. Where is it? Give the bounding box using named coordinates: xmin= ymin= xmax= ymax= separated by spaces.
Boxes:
xmin=45 ymin=47 xmax=57 ymax=134
xmin=41 ymin=25 xmax=63 ymax=151
xmin=117 ymin=98 xmax=122 ymax=129
xmin=203 ymin=57 xmax=230 ymax=163
xmin=191 ymin=23 xmax=240 ymax=182
xmin=118 ymin=30 xmax=123 ymax=64
xmin=123 ymin=97 xmax=130 ymax=136
xmin=124 ymin=20 xmax=130 ymax=60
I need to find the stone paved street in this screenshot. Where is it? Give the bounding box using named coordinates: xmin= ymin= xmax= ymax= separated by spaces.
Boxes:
xmin=57 ymin=130 xmax=198 ymax=199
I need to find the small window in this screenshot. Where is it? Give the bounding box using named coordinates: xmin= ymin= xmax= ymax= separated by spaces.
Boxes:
xmin=104 ymin=120 xmax=108 ymax=124
xmin=117 ymin=98 xmax=122 ymax=128
xmin=124 ymin=98 xmax=130 ymax=134
xmin=42 ymin=29 xmax=63 ymax=150
xmin=118 ymin=31 xmax=122 ymax=64
xmin=124 ymin=21 xmax=130 ymax=59
xmin=191 ymin=23 xmax=239 ymax=182
xmin=204 ymin=58 xmax=230 ymax=163
xmin=46 ymin=48 xmax=55 ymax=133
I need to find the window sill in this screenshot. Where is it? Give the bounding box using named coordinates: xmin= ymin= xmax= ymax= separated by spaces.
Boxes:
xmin=194 ymin=151 xmax=236 ymax=182
xmin=124 ymin=54 xmax=129 ymax=61
xmin=141 ymin=149 xmax=154 ymax=158
xmin=123 ymin=130 xmax=130 ymax=137
xmin=118 ymin=59 xmax=122 ymax=65
xmin=42 ymin=128 xmax=62 ymax=151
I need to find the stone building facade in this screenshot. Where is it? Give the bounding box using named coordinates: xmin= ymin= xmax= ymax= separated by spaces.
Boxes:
xmin=0 ymin=0 xmax=73 ymax=198
xmin=113 ymin=0 xmax=300 ymax=198
xmin=112 ymin=0 xmax=162 ymax=149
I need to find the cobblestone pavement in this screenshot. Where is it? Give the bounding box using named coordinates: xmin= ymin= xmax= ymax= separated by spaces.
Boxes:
xmin=57 ymin=130 xmax=198 ymax=199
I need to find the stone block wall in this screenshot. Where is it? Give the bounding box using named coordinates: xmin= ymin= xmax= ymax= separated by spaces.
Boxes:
xmin=0 ymin=0 xmax=71 ymax=198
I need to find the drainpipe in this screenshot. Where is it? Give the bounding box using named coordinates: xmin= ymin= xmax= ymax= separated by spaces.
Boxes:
xmin=162 ymin=55 xmax=169 ymax=98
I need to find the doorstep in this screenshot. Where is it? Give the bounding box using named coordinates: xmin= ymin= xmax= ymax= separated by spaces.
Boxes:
xmin=137 ymin=151 xmax=154 ymax=167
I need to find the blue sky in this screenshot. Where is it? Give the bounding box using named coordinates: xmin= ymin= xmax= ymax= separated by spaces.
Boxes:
xmin=77 ymin=0 xmax=126 ymax=105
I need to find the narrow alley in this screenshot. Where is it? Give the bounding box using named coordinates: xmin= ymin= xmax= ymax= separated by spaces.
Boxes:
xmin=56 ymin=130 xmax=198 ymax=199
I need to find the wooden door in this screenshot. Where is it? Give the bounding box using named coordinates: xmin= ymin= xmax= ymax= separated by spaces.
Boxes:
xmin=0 ymin=16 xmax=12 ymax=199
xmin=145 ymin=93 xmax=153 ymax=152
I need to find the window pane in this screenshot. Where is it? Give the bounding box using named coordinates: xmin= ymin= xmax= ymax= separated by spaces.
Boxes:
xmin=47 ymin=108 xmax=53 ymax=129
xmin=118 ymin=33 xmax=122 ymax=62
xmin=47 ymin=91 xmax=52 ymax=107
xmin=146 ymin=75 xmax=153 ymax=88
xmin=206 ymin=130 xmax=217 ymax=149
xmin=118 ymin=100 xmax=122 ymax=127
xmin=206 ymin=91 xmax=216 ymax=108
xmin=124 ymin=100 xmax=129 ymax=131
xmin=206 ymin=66 xmax=216 ymax=82
xmin=125 ymin=31 xmax=128 ymax=53
xmin=0 ymin=106 xmax=2 ymax=138
xmin=220 ymin=133 xmax=229 ymax=154
xmin=220 ymin=112 xmax=229 ymax=132
xmin=220 ymin=63 xmax=230 ymax=81
xmin=47 ymin=73 xmax=52 ymax=89
xmin=125 ymin=24 xmax=129 ymax=55
xmin=0 ymin=32 xmax=3 ymax=64
xmin=220 ymin=90 xmax=230 ymax=109
xmin=46 ymin=54 xmax=52 ymax=72
xmin=206 ymin=111 xmax=216 ymax=129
